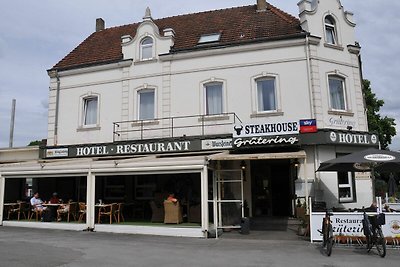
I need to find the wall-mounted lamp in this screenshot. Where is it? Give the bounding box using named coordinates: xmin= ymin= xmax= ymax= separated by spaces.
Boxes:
xmin=240 ymin=160 xmax=247 ymax=170
xmin=240 ymin=160 xmax=247 ymax=181
xmin=292 ymin=159 xmax=300 ymax=180
xmin=293 ymin=159 xmax=300 ymax=168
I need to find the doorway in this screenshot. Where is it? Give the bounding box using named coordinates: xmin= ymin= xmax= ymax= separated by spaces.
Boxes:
xmin=251 ymin=160 xmax=293 ymax=217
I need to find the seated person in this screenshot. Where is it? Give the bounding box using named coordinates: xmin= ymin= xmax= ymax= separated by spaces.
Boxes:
xmin=49 ymin=192 xmax=60 ymax=204
xmin=30 ymin=192 xmax=47 ymax=212
xmin=57 ymin=201 xmax=71 ymax=222
xmin=166 ymin=193 xmax=178 ymax=203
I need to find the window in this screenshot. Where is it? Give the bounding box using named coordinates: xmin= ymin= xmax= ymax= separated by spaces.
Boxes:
xmin=198 ymin=33 xmax=221 ymax=44
xmin=337 ymin=153 xmax=356 ymax=203
xmin=138 ymin=89 xmax=155 ymax=120
xmin=256 ymin=78 xmax=277 ymax=112
xmin=83 ymin=96 xmax=98 ymax=126
xmin=325 ymin=16 xmax=337 ymax=45
xmin=140 ymin=37 xmax=153 ymax=60
xmin=328 ymin=76 xmax=346 ymax=111
xmin=338 ymin=172 xmax=356 ymax=202
xmin=205 ymin=82 xmax=223 ymax=115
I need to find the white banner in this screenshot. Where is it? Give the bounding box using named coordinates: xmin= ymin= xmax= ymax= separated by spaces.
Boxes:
xmin=311 ymin=212 xmax=400 ymax=241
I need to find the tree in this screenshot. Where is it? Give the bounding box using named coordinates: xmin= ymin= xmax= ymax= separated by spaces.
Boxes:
xmin=28 ymin=140 xmax=42 ymax=146
xmin=363 ymin=79 xmax=396 ymax=149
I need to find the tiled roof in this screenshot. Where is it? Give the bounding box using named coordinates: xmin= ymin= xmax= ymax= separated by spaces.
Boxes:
xmin=52 ymin=3 xmax=302 ymax=71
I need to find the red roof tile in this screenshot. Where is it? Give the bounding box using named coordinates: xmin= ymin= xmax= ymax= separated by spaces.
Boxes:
xmin=52 ymin=3 xmax=302 ymax=70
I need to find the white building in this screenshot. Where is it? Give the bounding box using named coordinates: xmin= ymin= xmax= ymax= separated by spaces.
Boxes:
xmin=0 ymin=0 xmax=378 ymax=237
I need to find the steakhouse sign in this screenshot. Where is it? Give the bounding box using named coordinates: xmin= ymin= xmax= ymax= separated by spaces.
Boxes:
xmin=233 ymin=120 xmax=300 ymax=148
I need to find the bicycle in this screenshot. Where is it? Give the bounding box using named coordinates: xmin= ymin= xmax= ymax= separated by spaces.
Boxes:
xmin=362 ymin=210 xmax=386 ymax=258
xmin=319 ymin=210 xmax=334 ymax=256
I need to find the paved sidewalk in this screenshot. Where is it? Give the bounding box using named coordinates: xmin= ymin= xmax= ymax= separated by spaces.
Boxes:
xmin=0 ymin=226 xmax=399 ymax=267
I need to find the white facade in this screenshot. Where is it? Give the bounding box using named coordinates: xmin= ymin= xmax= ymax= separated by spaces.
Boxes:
xmin=1 ymin=1 xmax=377 ymax=235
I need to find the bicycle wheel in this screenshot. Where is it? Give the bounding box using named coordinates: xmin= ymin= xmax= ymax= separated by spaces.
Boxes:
xmin=366 ymin=234 xmax=372 ymax=251
xmin=375 ymin=228 xmax=386 ymax=258
xmin=326 ymin=224 xmax=333 ymax=256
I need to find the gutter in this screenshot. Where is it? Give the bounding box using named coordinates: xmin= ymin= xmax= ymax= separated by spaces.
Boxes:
xmin=54 ymin=72 xmax=60 ymax=145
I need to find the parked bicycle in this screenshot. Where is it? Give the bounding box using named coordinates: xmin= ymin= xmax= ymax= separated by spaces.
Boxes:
xmin=362 ymin=210 xmax=386 ymax=258
xmin=318 ymin=209 xmax=334 ymax=256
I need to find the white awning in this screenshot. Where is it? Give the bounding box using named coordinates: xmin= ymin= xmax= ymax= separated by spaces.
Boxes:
xmin=0 ymin=154 xmax=208 ymax=178
xmin=207 ymin=150 xmax=306 ymax=161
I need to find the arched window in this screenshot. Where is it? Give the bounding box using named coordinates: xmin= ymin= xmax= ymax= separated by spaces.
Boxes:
xmin=325 ymin=15 xmax=337 ymax=45
xmin=140 ymin=37 xmax=153 ymax=60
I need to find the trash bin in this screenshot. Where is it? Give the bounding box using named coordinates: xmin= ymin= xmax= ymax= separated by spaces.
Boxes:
xmin=240 ymin=217 xmax=250 ymax=235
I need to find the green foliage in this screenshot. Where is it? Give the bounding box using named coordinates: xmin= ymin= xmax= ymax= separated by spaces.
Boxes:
xmin=363 ymin=79 xmax=396 ymax=149
xmin=375 ymin=179 xmax=387 ymax=197
xmin=28 ymin=140 xmax=41 ymax=146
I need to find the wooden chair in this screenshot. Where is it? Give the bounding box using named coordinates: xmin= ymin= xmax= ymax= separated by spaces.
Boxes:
xmin=115 ymin=203 xmax=125 ymax=223
xmin=188 ymin=204 xmax=201 ymax=223
xmin=150 ymin=201 xmax=164 ymax=223
xmin=7 ymin=203 xmax=20 ymax=220
xmin=163 ymin=200 xmax=183 ymax=224
xmin=98 ymin=203 xmax=118 ymax=224
xmin=78 ymin=202 xmax=86 ymax=223
xmin=29 ymin=205 xmax=42 ymax=221
xmin=10 ymin=202 xmax=26 ymax=220
xmin=57 ymin=202 xmax=78 ymax=222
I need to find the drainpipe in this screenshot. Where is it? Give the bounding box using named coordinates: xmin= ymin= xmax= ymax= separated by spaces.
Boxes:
xmin=305 ymin=34 xmax=315 ymax=119
xmin=54 ymin=72 xmax=60 ymax=145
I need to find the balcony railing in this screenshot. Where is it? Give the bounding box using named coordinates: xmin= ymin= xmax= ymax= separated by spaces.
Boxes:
xmin=113 ymin=113 xmax=242 ymax=142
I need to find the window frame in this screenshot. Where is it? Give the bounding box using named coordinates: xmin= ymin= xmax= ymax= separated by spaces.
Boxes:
xmin=137 ymin=88 xmax=156 ymax=121
xmin=338 ymin=171 xmax=356 ymax=203
xmin=198 ymin=33 xmax=221 ymax=44
xmin=324 ymin=15 xmax=337 ymax=45
xmin=328 ymin=75 xmax=347 ymax=112
xmin=81 ymin=94 xmax=99 ymax=128
xmin=256 ymin=77 xmax=278 ymax=113
xmin=140 ymin=36 xmax=154 ymax=61
xmin=204 ymin=82 xmax=224 ymax=115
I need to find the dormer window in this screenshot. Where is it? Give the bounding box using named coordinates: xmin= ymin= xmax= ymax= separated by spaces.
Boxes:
xmin=325 ymin=16 xmax=337 ymax=45
xmin=140 ymin=36 xmax=153 ymax=60
xmin=198 ymin=33 xmax=221 ymax=44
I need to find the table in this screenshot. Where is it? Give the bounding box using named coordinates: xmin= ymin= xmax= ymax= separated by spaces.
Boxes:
xmin=42 ymin=203 xmax=63 ymax=221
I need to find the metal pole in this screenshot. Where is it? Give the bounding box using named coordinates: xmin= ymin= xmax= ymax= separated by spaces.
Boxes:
xmin=9 ymin=99 xmax=16 ymax=148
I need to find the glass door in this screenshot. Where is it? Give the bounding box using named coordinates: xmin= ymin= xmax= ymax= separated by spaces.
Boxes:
xmin=215 ymin=169 xmax=244 ymax=228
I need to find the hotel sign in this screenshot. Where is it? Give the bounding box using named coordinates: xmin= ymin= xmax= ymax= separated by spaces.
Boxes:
xmin=41 ymin=136 xmax=235 ymax=159
xmin=43 ymin=140 xmax=197 ymax=158
xmin=328 ymin=131 xmax=378 ymax=146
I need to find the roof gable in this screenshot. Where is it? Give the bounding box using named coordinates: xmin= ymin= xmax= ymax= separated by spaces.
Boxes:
xmin=52 ymin=4 xmax=302 ymax=71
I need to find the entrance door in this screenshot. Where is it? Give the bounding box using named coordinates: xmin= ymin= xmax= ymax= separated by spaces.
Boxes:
xmin=251 ymin=160 xmax=292 ymax=217
xmin=215 ymin=170 xmax=244 ymax=228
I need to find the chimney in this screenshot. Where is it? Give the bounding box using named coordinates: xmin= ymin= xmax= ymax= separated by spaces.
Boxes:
xmin=257 ymin=0 xmax=267 ymax=12
xmin=96 ymin=18 xmax=105 ymax=32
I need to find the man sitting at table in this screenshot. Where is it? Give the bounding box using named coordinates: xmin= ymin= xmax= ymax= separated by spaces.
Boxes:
xmin=30 ymin=192 xmax=47 ymax=219
xmin=30 ymin=192 xmax=46 ymax=210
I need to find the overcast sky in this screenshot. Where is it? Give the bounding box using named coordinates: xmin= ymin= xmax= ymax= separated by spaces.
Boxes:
xmin=1 ymin=0 xmax=399 ymax=150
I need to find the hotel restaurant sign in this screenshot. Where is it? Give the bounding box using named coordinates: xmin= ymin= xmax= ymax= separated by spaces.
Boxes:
xmin=42 ymin=137 xmax=233 ymax=159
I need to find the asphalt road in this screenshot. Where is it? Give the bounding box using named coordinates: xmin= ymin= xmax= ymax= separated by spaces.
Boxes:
xmin=0 ymin=226 xmax=399 ymax=267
